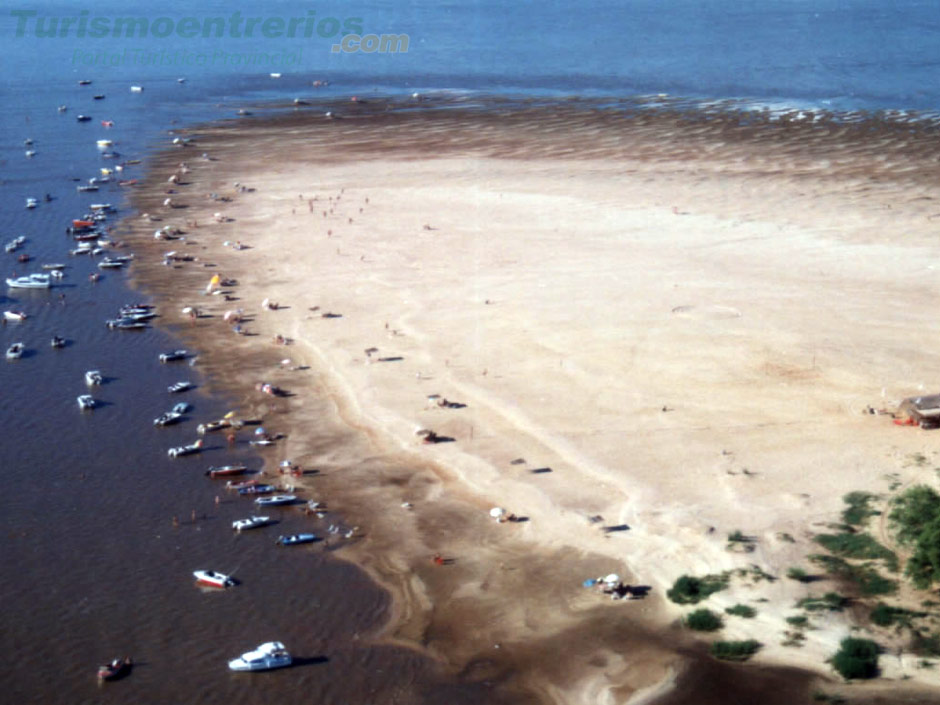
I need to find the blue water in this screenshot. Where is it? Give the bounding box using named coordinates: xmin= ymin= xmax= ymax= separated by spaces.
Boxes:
xmin=1 ymin=1 xmax=938 ymax=703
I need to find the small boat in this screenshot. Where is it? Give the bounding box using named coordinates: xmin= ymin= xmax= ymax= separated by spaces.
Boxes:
xmin=77 ymin=394 xmax=96 ymax=410
xmin=158 ymin=349 xmax=187 ymax=363
xmin=255 ymin=495 xmax=297 ymax=507
xmin=276 ymin=533 xmax=317 ymax=546
xmin=6 ymin=273 xmax=51 ymax=289
xmin=51 ymin=336 xmax=65 ymax=348
xmin=93 ymin=94 xmax=105 ymax=100
xmin=98 ymin=258 xmax=126 ymax=269
xmin=238 ymin=484 xmax=275 ymax=496
xmin=168 ymin=381 xmax=193 ymax=393
xmin=226 ymin=478 xmax=260 ymax=490
xmin=101 ymin=120 xmax=114 ymax=127
xmin=26 ymin=198 xmax=38 ymax=209
xmin=72 ymin=219 xmax=95 ymax=229
xmin=167 ymin=440 xmax=202 ymax=458
xmin=172 ymin=402 xmax=191 ymax=414
xmin=153 ymin=411 xmax=183 ymax=427
xmin=228 ymin=642 xmax=291 ymax=672
xmin=58 ymin=105 xmax=68 ymax=112
xmin=76 ymin=184 xmax=99 ymax=192
xmin=25 ymin=150 xmax=37 ymax=158
xmin=85 ymin=370 xmax=103 ymax=386
xmin=3 ymin=310 xmax=27 ymax=322
xmin=106 ymin=319 xmax=149 ymax=330
xmin=249 ymin=438 xmax=276 ymax=447
xmin=17 ymin=254 xmax=31 ymax=263
xmin=78 ymin=79 xmax=92 ymax=85
xmin=206 ymin=465 xmax=249 ymax=478
xmin=232 ymin=515 xmax=271 ymax=531
xmin=97 ymin=656 xmax=132 ymax=681
xmin=49 ymin=269 xmax=64 ymax=280
xmin=42 ymin=263 xmax=66 ymax=270
xmin=193 ymin=569 xmax=235 ymax=588
xmin=197 ymin=419 xmax=231 ymax=435
xmin=6 ymin=343 xmax=25 ymax=360
xmin=130 ymin=85 xmax=143 ymax=92
xmin=76 ymin=115 xmax=92 ymax=122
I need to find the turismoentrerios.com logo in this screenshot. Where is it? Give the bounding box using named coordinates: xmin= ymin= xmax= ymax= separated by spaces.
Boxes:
xmin=11 ymin=10 xmax=409 ymax=53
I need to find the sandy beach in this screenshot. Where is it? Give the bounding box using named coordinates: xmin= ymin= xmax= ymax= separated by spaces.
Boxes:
xmin=123 ymin=99 xmax=940 ymax=704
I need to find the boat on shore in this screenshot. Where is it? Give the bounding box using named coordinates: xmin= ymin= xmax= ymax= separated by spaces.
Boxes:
xmin=276 ymin=533 xmax=317 ymax=546
xmin=197 ymin=419 xmax=231 ymax=434
xmin=167 ymin=440 xmax=202 ymax=458
xmin=237 ymin=484 xmax=275 ymax=496
xmin=153 ymin=411 xmax=183 ymax=427
xmin=6 ymin=273 xmax=51 ymax=289
xmin=255 ymin=494 xmax=297 ymax=506
xmin=77 ymin=394 xmax=96 ymax=410
xmin=232 ymin=515 xmax=271 ymax=531
xmin=97 ymin=656 xmax=132 ymax=682
xmin=6 ymin=343 xmax=25 ymax=360
xmin=206 ymin=465 xmax=249 ymax=478
xmin=228 ymin=642 xmax=291 ymax=672
xmin=158 ymin=349 xmax=188 ymax=363
xmin=193 ymin=569 xmax=235 ymax=588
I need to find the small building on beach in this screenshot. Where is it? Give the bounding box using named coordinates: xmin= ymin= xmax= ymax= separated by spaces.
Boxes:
xmin=897 ymin=394 xmax=940 ymax=429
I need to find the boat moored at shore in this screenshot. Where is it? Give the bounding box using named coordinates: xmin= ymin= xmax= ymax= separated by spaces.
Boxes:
xmin=228 ymin=642 xmax=291 ymax=672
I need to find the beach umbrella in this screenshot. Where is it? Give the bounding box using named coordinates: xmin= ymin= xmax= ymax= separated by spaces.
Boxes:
xmin=489 ymin=507 xmax=506 ymax=519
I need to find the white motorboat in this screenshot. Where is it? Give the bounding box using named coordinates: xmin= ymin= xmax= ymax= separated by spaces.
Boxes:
xmin=76 ymin=184 xmax=99 ymax=192
xmin=106 ymin=319 xmax=148 ymax=330
xmin=153 ymin=411 xmax=183 ymax=427
xmin=42 ymin=263 xmax=66 ymax=270
xmin=276 ymin=533 xmax=317 ymax=546
xmin=96 ymin=139 xmax=113 ymax=148
xmin=85 ymin=370 xmax=103 ymax=386
xmin=254 ymin=495 xmax=297 ymax=507
xmin=6 ymin=273 xmax=51 ymax=289
xmin=76 ymin=114 xmax=91 ymax=122
xmin=6 ymin=343 xmax=25 ymax=360
xmin=98 ymin=258 xmax=126 ymax=269
xmin=159 ymin=349 xmax=188 ymax=363
xmin=51 ymin=336 xmax=65 ymax=348
xmin=26 ymin=198 xmax=38 ymax=209
xmin=25 ymin=150 xmax=37 ymax=158
xmin=168 ymin=381 xmax=193 ymax=393
xmin=228 ymin=642 xmax=291 ymax=672
xmin=3 ymin=310 xmax=27 ymax=322
xmin=232 ymin=515 xmax=272 ymax=531
xmin=193 ymin=569 xmax=235 ymax=588
xmin=167 ymin=440 xmax=202 ymax=458
xmin=130 ymin=85 xmax=144 ymax=92
xmin=77 ymin=394 xmax=96 ymax=410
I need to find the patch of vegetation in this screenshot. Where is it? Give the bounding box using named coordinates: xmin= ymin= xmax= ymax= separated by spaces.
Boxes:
xmin=735 ymin=564 xmax=776 ymax=583
xmin=831 ymin=637 xmax=880 ymax=680
xmin=686 ymin=608 xmax=723 ymax=632
xmin=911 ymin=631 xmax=940 ymax=657
xmin=889 ymin=485 xmax=940 ymax=589
xmin=786 ymin=615 xmax=810 ymax=628
xmin=842 ymin=491 xmax=880 ymax=526
xmin=808 ymin=554 xmax=898 ymax=596
xmin=917 ymin=660 xmax=935 ymax=670
xmin=798 ymin=592 xmax=849 ymax=612
xmin=869 ymin=603 xmax=926 ymax=629
xmin=710 ymin=640 xmax=761 ymax=662
xmin=782 ymin=629 xmax=806 ymax=647
xmin=813 ymin=532 xmax=898 ymax=571
xmin=666 ymin=574 xmax=728 ymax=605
xmin=812 ymin=692 xmax=847 ymax=704
xmin=777 ymin=532 xmax=796 ymax=543
xmin=908 ymin=452 xmax=928 ymax=467
xmin=725 ymin=604 xmax=757 ymax=619
xmin=787 ymin=566 xmax=815 ymax=583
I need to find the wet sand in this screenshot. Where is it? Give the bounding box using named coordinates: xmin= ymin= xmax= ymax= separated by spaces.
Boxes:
xmin=120 ymin=97 xmax=940 ymax=704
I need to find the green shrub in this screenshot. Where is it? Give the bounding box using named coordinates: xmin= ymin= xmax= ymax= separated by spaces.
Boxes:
xmin=725 ymin=604 xmax=756 ymax=618
xmin=787 ymin=566 xmax=813 ymax=582
xmin=831 ymin=637 xmax=880 ymax=680
xmin=686 ymin=608 xmax=723 ymax=631
xmin=786 ymin=615 xmax=809 ymax=627
xmin=710 ymin=640 xmax=761 ymax=661
xmin=813 ymin=532 xmax=897 ymax=570
xmin=798 ymin=592 xmax=849 ymax=612
xmin=870 ymin=603 xmax=926 ymax=628
xmin=842 ymin=491 xmax=879 ymax=526
xmin=666 ymin=574 xmax=728 ymax=605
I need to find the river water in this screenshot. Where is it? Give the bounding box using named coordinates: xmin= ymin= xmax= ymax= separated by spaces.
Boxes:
xmin=2 ymin=1 xmax=939 ymax=703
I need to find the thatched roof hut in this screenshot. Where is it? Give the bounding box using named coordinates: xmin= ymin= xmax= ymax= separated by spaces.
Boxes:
xmin=897 ymin=394 xmax=940 ymax=428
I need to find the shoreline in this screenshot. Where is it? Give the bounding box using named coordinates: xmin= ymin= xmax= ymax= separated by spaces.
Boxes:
xmin=120 ymin=97 xmax=940 ymax=704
